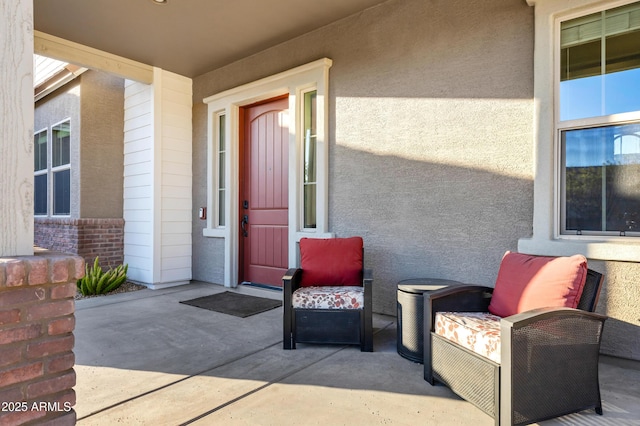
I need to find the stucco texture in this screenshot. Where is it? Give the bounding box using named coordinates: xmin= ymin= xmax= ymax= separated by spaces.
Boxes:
xmin=590 ymin=260 xmax=640 ymax=360
xmin=79 ymin=71 xmax=124 ymax=218
xmin=190 ymin=0 xmax=640 ymax=360
xmin=192 ymin=0 xmax=535 ymax=308
xmin=34 ymin=70 xmax=124 ymax=219
xmin=34 ymin=79 xmax=82 ymax=218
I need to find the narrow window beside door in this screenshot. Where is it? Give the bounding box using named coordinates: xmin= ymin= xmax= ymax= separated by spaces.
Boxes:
xmin=217 ymin=112 xmax=226 ymax=227
xmin=303 ymin=90 xmax=317 ymax=229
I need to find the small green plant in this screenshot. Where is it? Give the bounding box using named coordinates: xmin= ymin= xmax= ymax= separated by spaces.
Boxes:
xmin=77 ymin=257 xmax=128 ymax=296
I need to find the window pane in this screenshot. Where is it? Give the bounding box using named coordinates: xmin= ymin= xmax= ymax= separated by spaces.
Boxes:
xmin=303 ymin=91 xmax=317 ymax=229
xmin=53 ymin=169 xmax=70 ymax=215
xmin=303 ymin=184 xmax=317 ymax=229
xmin=560 ymin=3 xmax=640 ymax=120
xmin=34 ymin=174 xmax=47 ymax=215
xmin=563 ymin=123 xmax=640 ymax=233
xmin=52 ymin=122 xmax=70 ymax=167
xmin=560 ymin=74 xmax=603 ymax=121
xmin=218 ymin=189 xmax=225 ymax=227
xmin=219 ymin=152 xmax=225 ymax=188
xmin=303 ymin=91 xmax=317 ymax=184
xmin=217 ymin=114 xmax=226 ymax=227
xmin=560 ymin=38 xmax=601 ymax=81
xmin=34 ymin=131 xmax=47 ymax=171
xmin=560 ymin=38 xmax=602 ymax=121
xmin=604 ymin=30 xmax=640 ymax=116
xmin=218 ymin=114 xmax=226 ymax=152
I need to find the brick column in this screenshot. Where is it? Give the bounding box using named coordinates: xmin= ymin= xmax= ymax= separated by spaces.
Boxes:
xmin=0 ymin=249 xmax=83 ymax=426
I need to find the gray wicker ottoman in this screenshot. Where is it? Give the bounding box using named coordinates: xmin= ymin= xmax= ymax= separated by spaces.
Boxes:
xmin=396 ymin=278 xmax=462 ymax=363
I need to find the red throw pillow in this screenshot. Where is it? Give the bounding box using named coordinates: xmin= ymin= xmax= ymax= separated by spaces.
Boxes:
xmin=299 ymin=237 xmax=363 ymax=287
xmin=488 ymin=252 xmax=588 ymax=317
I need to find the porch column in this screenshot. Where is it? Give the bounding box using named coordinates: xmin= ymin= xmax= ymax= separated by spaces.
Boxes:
xmin=1 ymin=0 xmax=34 ymax=257
xmin=1 ymin=4 xmax=81 ymax=426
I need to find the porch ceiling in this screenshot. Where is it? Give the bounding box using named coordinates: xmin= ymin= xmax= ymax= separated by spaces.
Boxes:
xmin=33 ymin=0 xmax=388 ymax=78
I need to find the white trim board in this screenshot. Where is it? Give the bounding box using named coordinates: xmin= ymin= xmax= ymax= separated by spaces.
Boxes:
xmin=203 ymin=58 xmax=334 ymax=287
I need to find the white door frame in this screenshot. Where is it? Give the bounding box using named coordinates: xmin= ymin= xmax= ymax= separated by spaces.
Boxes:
xmin=203 ymin=58 xmax=333 ymax=287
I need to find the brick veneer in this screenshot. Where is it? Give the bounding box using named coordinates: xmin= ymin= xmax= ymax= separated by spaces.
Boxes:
xmin=0 ymin=249 xmax=83 ymax=426
xmin=34 ymin=218 xmax=124 ymax=270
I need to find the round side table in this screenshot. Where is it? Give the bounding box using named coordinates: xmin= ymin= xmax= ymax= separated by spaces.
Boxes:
xmin=396 ymin=278 xmax=462 ymax=363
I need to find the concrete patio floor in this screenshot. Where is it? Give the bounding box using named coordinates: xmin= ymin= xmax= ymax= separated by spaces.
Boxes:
xmin=73 ymin=281 xmax=640 ymax=425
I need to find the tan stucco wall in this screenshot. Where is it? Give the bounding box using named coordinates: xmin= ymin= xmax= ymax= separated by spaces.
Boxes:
xmin=79 ymin=70 xmax=124 ymax=218
xmin=34 ymin=70 xmax=124 ymax=220
xmin=191 ymin=0 xmax=640 ymax=360
xmin=34 ymin=79 xmax=82 ymax=218
xmin=192 ymin=0 xmax=535 ymax=305
xmin=590 ymin=260 xmax=640 ymax=359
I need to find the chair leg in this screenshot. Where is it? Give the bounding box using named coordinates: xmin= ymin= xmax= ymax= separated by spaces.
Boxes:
xmin=361 ymin=307 xmax=373 ymax=352
xmin=283 ymin=305 xmax=293 ymax=350
xmin=283 ymin=334 xmax=293 ymax=350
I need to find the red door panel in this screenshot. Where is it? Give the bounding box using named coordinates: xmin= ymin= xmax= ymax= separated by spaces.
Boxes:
xmin=241 ymin=97 xmax=289 ymax=287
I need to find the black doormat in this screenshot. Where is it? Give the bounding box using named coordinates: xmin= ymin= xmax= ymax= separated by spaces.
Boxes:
xmin=179 ymin=291 xmax=282 ymax=318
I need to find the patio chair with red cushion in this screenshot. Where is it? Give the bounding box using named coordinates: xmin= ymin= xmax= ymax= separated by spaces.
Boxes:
xmin=282 ymin=236 xmax=373 ymax=352
xmin=423 ymin=252 xmax=607 ymax=425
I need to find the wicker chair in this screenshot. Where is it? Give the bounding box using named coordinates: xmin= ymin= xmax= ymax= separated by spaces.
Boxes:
xmin=423 ymin=254 xmax=606 ymax=426
xmin=282 ymin=236 xmax=373 ymax=352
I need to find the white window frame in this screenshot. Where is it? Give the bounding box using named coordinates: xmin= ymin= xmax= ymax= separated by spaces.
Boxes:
xmin=519 ymin=0 xmax=640 ymax=262
xmin=50 ymin=119 xmax=71 ymax=217
xmin=300 ymin=87 xmax=318 ymax=231
xmin=33 ymin=119 xmax=72 ymax=218
xmin=34 ymin=127 xmax=48 ymax=217
xmin=203 ymin=58 xmax=333 ymax=287
xmin=214 ymin=110 xmax=226 ymax=229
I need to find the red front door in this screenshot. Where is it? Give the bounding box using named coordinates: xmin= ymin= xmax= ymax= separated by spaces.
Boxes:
xmin=240 ymin=96 xmax=289 ymax=287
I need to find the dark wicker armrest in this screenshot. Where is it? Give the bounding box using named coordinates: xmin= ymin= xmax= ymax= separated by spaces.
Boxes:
xmin=423 ymin=284 xmax=493 ymax=383
xmin=362 ymin=269 xmax=373 ymax=309
xmin=283 ymin=268 xmax=302 ymax=295
xmin=363 ymin=268 xmax=373 ymax=288
xmin=424 ymin=284 xmax=494 ymax=332
xmin=502 ymin=306 xmax=607 ymax=330
xmin=500 ymin=307 xmax=607 ymax=354
xmin=499 ymin=307 xmax=608 ymax=420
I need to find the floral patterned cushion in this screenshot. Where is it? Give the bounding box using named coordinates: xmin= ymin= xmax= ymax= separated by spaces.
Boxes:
xmin=435 ymin=312 xmax=502 ymax=364
xmin=292 ymin=286 xmax=364 ymax=310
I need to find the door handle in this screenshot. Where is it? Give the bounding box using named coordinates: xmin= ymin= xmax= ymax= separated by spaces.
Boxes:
xmin=241 ymin=215 xmax=249 ymax=237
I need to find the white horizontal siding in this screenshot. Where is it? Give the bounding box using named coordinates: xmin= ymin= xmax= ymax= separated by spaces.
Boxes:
xmin=124 ymin=150 xmax=152 ymax=167
xmin=161 ymin=209 xmax=190 ymax=222
xmin=162 ymin=244 xmax=191 ymax=257
xmin=125 ymin=243 xmax=155 ymax=258
xmin=123 ymin=137 xmax=153 ymax=155
xmin=162 ymin=234 xmax=191 ymax=245
xmin=123 ymin=164 xmax=152 ymax=182
xmin=122 ymin=70 xmax=192 ymax=287
xmin=120 ymin=209 xmax=149 ymax=223
xmin=123 ymin=232 xmax=151 ymax=246
xmin=161 ymin=184 xmax=191 ymax=199
xmin=161 ymin=221 xmax=191 ymax=234
xmin=123 ymin=79 xmax=154 ymax=284
xmin=123 ymin=185 xmax=151 ymax=199
xmin=162 ymin=256 xmax=191 ymax=270
xmin=123 ymin=125 xmax=154 ymax=145
xmin=162 ymin=268 xmax=192 ymax=283
xmin=161 ymin=173 xmax=191 ymax=188
xmin=158 ymin=70 xmax=192 ymax=285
